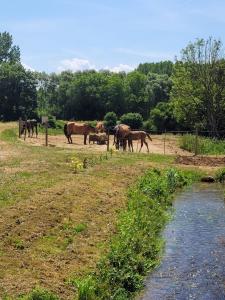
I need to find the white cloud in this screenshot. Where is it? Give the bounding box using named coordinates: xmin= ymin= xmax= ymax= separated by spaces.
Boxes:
xmin=22 ymin=63 xmax=35 ymax=72
xmin=57 ymin=58 xmax=135 ymax=73
xmin=57 ymin=58 xmax=96 ymax=72
xmin=109 ymin=64 xmax=135 ymax=73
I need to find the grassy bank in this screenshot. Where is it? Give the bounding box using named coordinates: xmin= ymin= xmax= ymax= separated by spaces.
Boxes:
xmin=180 ymin=134 xmax=225 ymax=155
xmin=72 ymin=168 xmax=201 ymax=300
xmin=0 ymin=125 xmax=179 ymax=299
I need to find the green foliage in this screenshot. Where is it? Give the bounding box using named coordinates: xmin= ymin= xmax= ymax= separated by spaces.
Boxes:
xmin=72 ymin=276 xmax=96 ymax=300
xmin=180 ymin=134 xmax=225 ymax=154
xmin=171 ymin=37 xmax=225 ymax=134
xmin=103 ymin=112 xmax=117 ymax=128
xmin=0 ymin=31 xmax=20 ymax=63
xmin=79 ymin=168 xmax=196 ymax=299
xmin=120 ymin=112 xmax=143 ymax=129
xmin=149 ymin=102 xmax=178 ymax=131
xmin=137 ymin=61 xmax=174 ymax=76
xmin=215 ymin=168 xmax=225 ymax=183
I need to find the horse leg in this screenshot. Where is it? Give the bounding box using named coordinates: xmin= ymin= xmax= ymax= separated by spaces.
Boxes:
xmin=84 ymin=134 xmax=87 ymax=145
xmin=144 ymin=140 xmax=149 ymax=152
xmin=139 ymin=140 xmax=143 ymax=152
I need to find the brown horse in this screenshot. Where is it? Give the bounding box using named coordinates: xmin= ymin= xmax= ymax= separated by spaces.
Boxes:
xmin=114 ymin=124 xmax=131 ymax=150
xmin=64 ymin=122 xmax=96 ymax=144
xmin=96 ymin=121 xmax=105 ymax=133
xmin=128 ymin=131 xmax=152 ymax=152
xmin=20 ymin=119 xmax=38 ymax=139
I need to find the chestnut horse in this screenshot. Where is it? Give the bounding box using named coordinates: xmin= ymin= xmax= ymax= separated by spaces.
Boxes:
xmin=64 ymin=122 xmax=96 ymax=144
xmin=114 ymin=124 xmax=131 ymax=150
xmin=128 ymin=131 xmax=152 ymax=152
xmin=96 ymin=121 xmax=105 ymax=133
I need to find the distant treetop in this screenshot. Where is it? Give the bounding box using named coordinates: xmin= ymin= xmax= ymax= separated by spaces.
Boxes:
xmin=136 ymin=61 xmax=174 ymax=76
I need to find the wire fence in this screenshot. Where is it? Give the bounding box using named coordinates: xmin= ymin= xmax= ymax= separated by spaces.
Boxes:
xmin=18 ymin=119 xmax=225 ymax=156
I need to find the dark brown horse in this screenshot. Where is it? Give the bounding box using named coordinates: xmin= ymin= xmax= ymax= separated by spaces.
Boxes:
xmin=114 ymin=124 xmax=131 ymax=150
xmin=128 ymin=131 xmax=152 ymax=152
xmin=20 ymin=119 xmax=38 ymax=139
xmin=64 ymin=122 xmax=96 ymax=144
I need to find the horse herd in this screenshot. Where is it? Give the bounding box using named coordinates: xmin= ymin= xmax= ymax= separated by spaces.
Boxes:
xmin=64 ymin=121 xmax=152 ymax=152
xmin=19 ymin=120 xmax=152 ymax=152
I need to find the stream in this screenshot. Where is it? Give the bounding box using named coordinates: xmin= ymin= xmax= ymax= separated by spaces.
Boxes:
xmin=141 ymin=184 xmax=225 ymax=300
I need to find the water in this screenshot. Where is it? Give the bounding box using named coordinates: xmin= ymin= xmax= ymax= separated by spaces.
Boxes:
xmin=141 ymin=184 xmax=225 ymax=300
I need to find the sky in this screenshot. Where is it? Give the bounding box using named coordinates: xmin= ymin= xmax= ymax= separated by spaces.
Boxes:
xmin=0 ymin=0 xmax=224 ymax=73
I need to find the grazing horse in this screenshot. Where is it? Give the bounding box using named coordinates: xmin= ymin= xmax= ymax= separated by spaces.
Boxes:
xmin=96 ymin=121 xmax=105 ymax=133
xmin=128 ymin=131 xmax=152 ymax=152
xmin=27 ymin=119 xmax=38 ymax=137
xmin=64 ymin=122 xmax=96 ymax=144
xmin=20 ymin=119 xmax=38 ymax=139
xmin=114 ymin=124 xmax=131 ymax=151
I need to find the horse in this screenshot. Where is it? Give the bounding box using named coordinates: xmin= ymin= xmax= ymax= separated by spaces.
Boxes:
xmin=27 ymin=119 xmax=38 ymax=137
xmin=127 ymin=131 xmax=152 ymax=152
xmin=20 ymin=119 xmax=38 ymax=139
xmin=114 ymin=124 xmax=131 ymax=151
xmin=96 ymin=121 xmax=105 ymax=133
xmin=64 ymin=122 xmax=96 ymax=144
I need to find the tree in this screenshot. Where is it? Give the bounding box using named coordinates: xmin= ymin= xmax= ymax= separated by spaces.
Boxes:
xmin=149 ymin=102 xmax=178 ymax=131
xmin=103 ymin=112 xmax=117 ymax=129
xmin=137 ymin=61 xmax=173 ymax=76
xmin=120 ymin=112 xmax=143 ymax=129
xmin=171 ymin=37 xmax=225 ymax=135
xmin=0 ymin=63 xmax=37 ymax=120
xmin=0 ymin=32 xmax=20 ymax=63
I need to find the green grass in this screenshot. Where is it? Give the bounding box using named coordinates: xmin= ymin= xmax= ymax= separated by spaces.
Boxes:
xmin=180 ymin=134 xmax=225 ymax=155
xmin=0 ymin=128 xmax=18 ymax=142
xmin=72 ymin=168 xmax=200 ymax=299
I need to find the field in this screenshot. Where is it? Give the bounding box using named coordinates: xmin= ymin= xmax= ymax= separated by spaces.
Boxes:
xmin=0 ymin=123 xmax=223 ymax=299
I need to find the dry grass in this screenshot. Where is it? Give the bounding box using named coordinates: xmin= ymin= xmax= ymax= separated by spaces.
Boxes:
xmin=0 ymin=123 xmax=218 ymax=299
xmin=0 ymin=123 xmax=176 ymax=299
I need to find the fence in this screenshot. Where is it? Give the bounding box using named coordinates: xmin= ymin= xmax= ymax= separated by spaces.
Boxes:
xmin=18 ymin=119 xmax=225 ymax=156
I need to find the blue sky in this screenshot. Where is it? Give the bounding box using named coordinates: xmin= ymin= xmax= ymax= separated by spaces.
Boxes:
xmin=0 ymin=0 xmax=224 ymax=73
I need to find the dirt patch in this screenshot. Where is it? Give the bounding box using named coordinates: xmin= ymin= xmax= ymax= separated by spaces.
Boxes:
xmin=22 ymin=134 xmax=190 ymax=156
xmin=175 ymin=155 xmax=225 ymax=167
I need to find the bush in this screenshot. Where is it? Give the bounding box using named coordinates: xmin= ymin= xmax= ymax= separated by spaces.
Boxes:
xmin=143 ymin=120 xmax=156 ymax=132
xmin=103 ymin=112 xmax=117 ymax=129
xmin=120 ymin=113 xmax=143 ymax=129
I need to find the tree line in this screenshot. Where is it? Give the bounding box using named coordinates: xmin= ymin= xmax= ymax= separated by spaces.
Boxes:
xmin=1 ymin=32 xmax=225 ymax=135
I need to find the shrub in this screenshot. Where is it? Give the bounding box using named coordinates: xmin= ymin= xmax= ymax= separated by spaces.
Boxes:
xmin=103 ymin=112 xmax=117 ymax=129
xmin=143 ymin=120 xmax=156 ymax=132
xmin=120 ymin=113 xmax=143 ymax=129
xmin=72 ymin=276 xmax=96 ymax=300
xmin=26 ymin=287 xmax=59 ymax=300
xmin=215 ymin=168 xmax=225 ymax=183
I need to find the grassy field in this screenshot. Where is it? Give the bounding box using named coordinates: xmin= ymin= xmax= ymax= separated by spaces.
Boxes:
xmin=0 ymin=123 xmax=182 ymax=299
xmin=179 ymin=134 xmax=225 ymax=155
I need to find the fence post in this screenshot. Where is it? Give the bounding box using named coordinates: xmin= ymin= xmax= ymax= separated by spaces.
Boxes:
xmin=18 ymin=118 xmax=22 ymax=138
xmin=45 ymin=121 xmax=48 ymax=146
xmin=194 ymin=128 xmax=198 ymax=156
xmin=164 ymin=129 xmax=166 ymax=155
xmin=107 ymin=129 xmax=110 ymax=152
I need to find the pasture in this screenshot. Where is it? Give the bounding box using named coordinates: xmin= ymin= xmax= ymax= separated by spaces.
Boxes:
xmin=0 ymin=122 xmax=224 ymax=299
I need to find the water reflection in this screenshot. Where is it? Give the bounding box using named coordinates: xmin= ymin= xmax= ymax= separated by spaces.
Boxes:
xmin=141 ymin=184 xmax=225 ymax=300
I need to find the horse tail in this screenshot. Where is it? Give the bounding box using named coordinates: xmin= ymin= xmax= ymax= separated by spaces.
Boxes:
xmin=64 ymin=123 xmax=68 ymax=137
xmin=146 ymin=133 xmax=152 ymax=141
